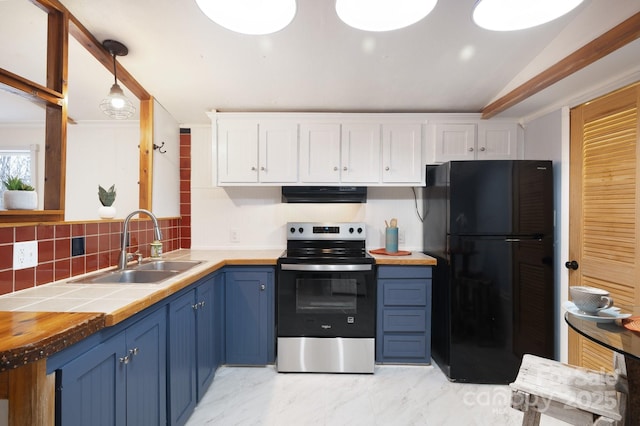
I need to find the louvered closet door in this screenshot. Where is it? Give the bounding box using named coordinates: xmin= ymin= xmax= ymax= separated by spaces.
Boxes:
xmin=569 ymin=82 xmax=640 ymax=369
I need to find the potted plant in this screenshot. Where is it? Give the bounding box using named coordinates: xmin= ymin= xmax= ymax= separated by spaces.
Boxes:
xmin=98 ymin=184 xmax=117 ymax=218
xmin=2 ymin=176 xmax=37 ymax=210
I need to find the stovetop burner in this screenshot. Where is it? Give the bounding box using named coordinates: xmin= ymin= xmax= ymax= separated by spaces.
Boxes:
xmin=279 ymin=222 xmax=373 ymax=264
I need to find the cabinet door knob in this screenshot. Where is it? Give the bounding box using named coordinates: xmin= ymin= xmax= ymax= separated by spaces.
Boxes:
xmin=468 ymin=147 xmax=474 ymax=152
xmin=129 ymin=347 xmax=139 ymax=356
xmin=385 ymin=166 xmax=390 ymax=171
xmin=251 ymin=166 xmax=257 ymax=171
xmin=333 ymin=166 xmax=338 ymax=171
xmin=479 ymin=146 xmax=486 ymax=152
xmin=119 ymin=355 xmax=130 ymax=364
xmin=260 ymin=284 xmax=266 ymax=291
xmin=260 ymin=166 xmax=266 ymax=171
xmin=343 ymin=166 xmax=348 ymax=171
xmin=192 ymin=303 xmax=199 ymax=310
xmin=565 ymin=260 xmax=579 ymax=270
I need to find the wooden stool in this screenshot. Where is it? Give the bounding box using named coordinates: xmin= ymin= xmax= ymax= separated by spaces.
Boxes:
xmin=510 ymin=354 xmax=627 ymax=425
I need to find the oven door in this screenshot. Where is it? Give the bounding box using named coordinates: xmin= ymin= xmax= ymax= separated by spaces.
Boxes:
xmin=277 ymin=263 xmax=375 ymax=338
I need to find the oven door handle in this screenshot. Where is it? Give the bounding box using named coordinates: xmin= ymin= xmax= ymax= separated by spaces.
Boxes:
xmin=280 ymin=264 xmax=373 ymax=272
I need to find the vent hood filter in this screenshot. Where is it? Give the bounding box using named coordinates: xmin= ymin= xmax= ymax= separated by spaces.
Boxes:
xmin=281 ymin=186 xmax=367 ymax=203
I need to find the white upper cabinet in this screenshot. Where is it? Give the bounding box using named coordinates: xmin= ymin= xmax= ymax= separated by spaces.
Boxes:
xmin=433 ymin=123 xmax=477 ymax=162
xmin=214 ymin=114 xmax=428 ymax=186
xmin=433 ymin=122 xmax=518 ymax=162
xmin=299 ymin=122 xmax=341 ymax=183
xmin=341 ymin=123 xmax=381 ymax=184
xmin=382 ymin=123 xmax=422 ymax=183
xmin=258 ymin=121 xmax=298 ymax=183
xmin=212 ymin=113 xmax=520 ymax=187
xmin=217 ymin=120 xmax=259 ymax=184
xmin=477 ymin=122 xmax=518 ymax=160
xmin=217 ymin=119 xmax=298 ymax=184
xmin=299 ymin=121 xmax=420 ymax=185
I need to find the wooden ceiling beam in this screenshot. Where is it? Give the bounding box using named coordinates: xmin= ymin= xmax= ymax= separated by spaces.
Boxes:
xmin=481 ymin=11 xmax=640 ymax=119
xmin=0 ymin=69 xmax=63 ymax=106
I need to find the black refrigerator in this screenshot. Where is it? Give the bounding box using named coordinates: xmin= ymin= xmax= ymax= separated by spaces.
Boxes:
xmin=423 ymin=160 xmax=554 ymax=384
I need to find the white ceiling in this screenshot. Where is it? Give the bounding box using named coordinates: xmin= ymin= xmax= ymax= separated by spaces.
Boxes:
xmin=2 ymin=0 xmax=640 ymax=125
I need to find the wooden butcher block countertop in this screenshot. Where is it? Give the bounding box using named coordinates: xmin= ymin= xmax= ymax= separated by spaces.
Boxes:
xmin=370 ymin=251 xmax=437 ymax=265
xmin=0 ymin=312 xmax=105 ymax=371
xmin=0 ymin=249 xmax=436 ymax=371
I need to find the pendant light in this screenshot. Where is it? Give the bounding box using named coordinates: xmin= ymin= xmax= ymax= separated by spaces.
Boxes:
xmin=195 ymin=0 xmax=297 ymax=35
xmin=472 ymin=0 xmax=584 ymax=31
xmin=99 ymin=40 xmax=136 ymax=120
xmin=335 ymin=0 xmax=438 ymax=32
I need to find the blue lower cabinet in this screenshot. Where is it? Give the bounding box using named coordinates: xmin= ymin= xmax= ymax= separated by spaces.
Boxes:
xmin=376 ymin=266 xmax=432 ymax=364
xmin=55 ymin=266 xmax=272 ymax=426
xmin=168 ymin=274 xmax=220 ymax=426
xmin=124 ymin=309 xmax=168 ymax=425
xmin=212 ymin=271 xmax=226 ymax=371
xmin=56 ymin=333 xmax=126 ymax=426
xmin=196 ymin=277 xmax=217 ymax=400
xmin=56 ymin=307 xmax=167 ymax=426
xmin=382 ymin=335 xmax=428 ymax=359
xmin=225 ymin=268 xmax=275 ymax=365
xmin=168 ymin=290 xmax=197 ymax=426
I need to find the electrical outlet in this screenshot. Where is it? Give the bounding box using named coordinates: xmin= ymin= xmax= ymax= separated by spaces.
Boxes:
xmin=230 ymin=229 xmax=239 ymax=243
xmin=398 ymin=229 xmax=406 ymax=244
xmin=13 ymin=240 xmax=38 ymax=270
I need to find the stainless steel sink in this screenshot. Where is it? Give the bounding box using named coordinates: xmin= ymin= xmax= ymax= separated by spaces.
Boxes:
xmin=69 ymin=269 xmax=178 ymax=284
xmin=68 ymin=259 xmax=203 ymax=284
xmin=135 ymin=260 xmax=202 ymax=272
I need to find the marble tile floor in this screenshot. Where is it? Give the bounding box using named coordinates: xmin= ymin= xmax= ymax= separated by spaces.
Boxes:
xmin=185 ymin=363 xmax=566 ymax=426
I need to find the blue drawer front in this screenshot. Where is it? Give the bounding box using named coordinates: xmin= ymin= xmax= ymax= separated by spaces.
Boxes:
xmin=382 ymin=309 xmax=426 ymax=332
xmin=382 ymin=335 xmax=427 ymax=359
xmin=378 ymin=266 xmax=431 ymax=279
xmin=382 ymin=282 xmax=428 ymax=306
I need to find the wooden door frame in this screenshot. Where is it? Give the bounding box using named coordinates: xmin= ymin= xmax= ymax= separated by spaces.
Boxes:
xmin=559 ymin=106 xmax=572 ymax=364
xmin=567 ymin=107 xmax=584 ymax=365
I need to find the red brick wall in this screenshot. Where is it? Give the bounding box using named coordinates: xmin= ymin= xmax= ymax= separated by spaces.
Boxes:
xmin=180 ymin=131 xmax=191 ymax=249
xmin=0 ymin=218 xmax=181 ymax=296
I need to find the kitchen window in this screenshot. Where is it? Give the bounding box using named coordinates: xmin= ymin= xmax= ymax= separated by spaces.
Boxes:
xmin=0 ymin=145 xmax=38 ymax=209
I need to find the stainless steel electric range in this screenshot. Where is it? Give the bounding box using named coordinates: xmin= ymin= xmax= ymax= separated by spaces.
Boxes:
xmin=276 ymin=222 xmax=376 ymax=374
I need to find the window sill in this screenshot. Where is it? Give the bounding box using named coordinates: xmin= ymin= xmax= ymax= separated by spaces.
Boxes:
xmin=0 ymin=210 xmax=64 ymax=225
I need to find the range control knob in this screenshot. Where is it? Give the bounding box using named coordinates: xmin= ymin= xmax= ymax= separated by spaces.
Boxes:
xmin=349 ymin=227 xmax=354 ymax=233
xmin=357 ymin=227 xmax=363 ymax=234
xmin=290 ymin=227 xmax=296 ymax=234
xmin=298 ymin=227 xmax=304 ymax=234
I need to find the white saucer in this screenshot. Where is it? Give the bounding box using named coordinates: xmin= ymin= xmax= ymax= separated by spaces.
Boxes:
xmin=563 ymin=301 xmax=632 ymax=322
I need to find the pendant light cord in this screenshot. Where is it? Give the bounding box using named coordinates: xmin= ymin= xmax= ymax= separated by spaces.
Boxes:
xmin=111 ymin=53 xmax=118 ymax=85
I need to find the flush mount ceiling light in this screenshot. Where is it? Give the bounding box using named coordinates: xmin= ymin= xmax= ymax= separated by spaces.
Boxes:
xmin=336 ymin=0 xmax=437 ymax=32
xmin=472 ymin=0 xmax=584 ymax=31
xmin=195 ymin=0 xmax=297 ymax=35
xmin=99 ymin=40 xmax=135 ymax=120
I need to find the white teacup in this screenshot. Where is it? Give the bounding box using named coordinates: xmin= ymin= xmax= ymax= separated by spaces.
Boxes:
xmin=570 ymin=286 xmax=614 ymax=314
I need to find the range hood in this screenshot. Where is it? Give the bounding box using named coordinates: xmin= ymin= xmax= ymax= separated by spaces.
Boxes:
xmin=281 ymin=186 xmax=367 ymax=203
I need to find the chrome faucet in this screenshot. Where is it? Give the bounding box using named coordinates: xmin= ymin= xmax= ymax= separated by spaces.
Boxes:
xmin=118 ymin=209 xmax=163 ymax=270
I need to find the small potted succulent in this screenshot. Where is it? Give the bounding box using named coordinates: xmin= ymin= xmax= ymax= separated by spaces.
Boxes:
xmin=2 ymin=176 xmax=37 ymax=210
xmin=98 ymin=184 xmax=117 ymax=218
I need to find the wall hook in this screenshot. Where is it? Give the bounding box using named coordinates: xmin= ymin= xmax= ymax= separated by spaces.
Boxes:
xmin=153 ymin=141 xmax=167 ymax=154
